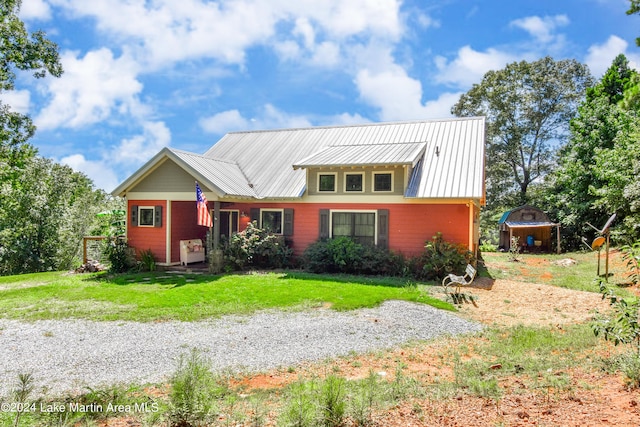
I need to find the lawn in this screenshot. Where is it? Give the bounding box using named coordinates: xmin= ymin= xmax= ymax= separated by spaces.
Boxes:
xmin=0 ymin=271 xmax=451 ymax=322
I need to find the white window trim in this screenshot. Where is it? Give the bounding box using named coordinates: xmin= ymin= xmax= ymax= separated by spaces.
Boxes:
xmin=138 ymin=206 xmax=156 ymax=227
xmin=260 ymin=208 xmax=285 ymax=234
xmin=317 ymin=172 xmax=338 ymax=193
xmin=329 ymin=209 xmax=377 ymax=245
xmin=372 ymin=171 xmax=394 ymax=193
xmin=344 ymin=172 xmax=365 ymax=193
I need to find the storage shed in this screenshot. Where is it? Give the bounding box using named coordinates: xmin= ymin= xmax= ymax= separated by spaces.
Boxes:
xmin=498 ymin=205 xmax=560 ymax=254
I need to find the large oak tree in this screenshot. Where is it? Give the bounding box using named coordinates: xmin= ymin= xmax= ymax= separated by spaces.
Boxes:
xmin=452 ymin=57 xmax=593 ymax=209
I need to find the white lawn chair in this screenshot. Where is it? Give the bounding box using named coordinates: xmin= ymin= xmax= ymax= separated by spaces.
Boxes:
xmin=442 ymin=264 xmax=477 ymax=296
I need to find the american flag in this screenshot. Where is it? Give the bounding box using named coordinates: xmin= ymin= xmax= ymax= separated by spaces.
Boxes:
xmin=195 ymin=182 xmax=213 ymax=227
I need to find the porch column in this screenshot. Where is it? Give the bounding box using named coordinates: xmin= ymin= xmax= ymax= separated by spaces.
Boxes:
xmin=165 ymin=199 xmax=172 ymax=264
xmin=213 ymin=201 xmax=220 ymax=250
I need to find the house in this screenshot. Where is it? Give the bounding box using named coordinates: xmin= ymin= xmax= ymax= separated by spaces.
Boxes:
xmin=111 ymin=117 xmax=486 ymax=266
xmin=498 ymin=205 xmax=561 ymax=253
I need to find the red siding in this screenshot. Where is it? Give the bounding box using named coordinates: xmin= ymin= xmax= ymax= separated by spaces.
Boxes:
xmin=127 ymin=200 xmax=167 ymax=263
xmin=223 ymin=202 xmax=470 ymax=256
xmin=127 ymin=200 xmax=473 ymax=261
xmin=171 ymin=201 xmax=209 ymax=264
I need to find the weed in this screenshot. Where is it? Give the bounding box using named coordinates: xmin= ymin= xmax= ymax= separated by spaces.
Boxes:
xmin=319 ymin=375 xmax=346 ymax=427
xmin=11 ymin=373 xmax=34 ymax=427
xmin=349 ymin=370 xmax=379 ymax=427
xmin=168 ymin=349 xmax=227 ymax=426
xmin=138 ymin=248 xmax=156 ymax=272
xmin=280 ymin=380 xmax=317 ymax=427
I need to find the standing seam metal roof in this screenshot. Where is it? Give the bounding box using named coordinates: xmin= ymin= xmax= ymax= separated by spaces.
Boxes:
xmin=113 ymin=117 xmax=485 ymax=200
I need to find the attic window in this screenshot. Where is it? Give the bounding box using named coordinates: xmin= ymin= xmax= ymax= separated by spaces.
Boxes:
xmin=373 ymin=172 xmax=393 ymax=192
xmin=345 ymin=173 xmax=364 ymax=192
xmin=318 ymin=173 xmax=336 ymax=192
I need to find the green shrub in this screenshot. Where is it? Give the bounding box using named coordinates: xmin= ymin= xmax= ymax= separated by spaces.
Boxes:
xmin=224 ymin=221 xmax=293 ymax=270
xmin=303 ymin=237 xmax=408 ymax=276
xmin=102 ymin=237 xmax=136 ymax=273
xmin=419 ymin=232 xmax=474 ymax=280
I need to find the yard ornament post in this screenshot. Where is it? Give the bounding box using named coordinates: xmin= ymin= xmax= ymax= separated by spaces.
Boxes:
xmin=586 ymin=213 xmax=616 ymax=281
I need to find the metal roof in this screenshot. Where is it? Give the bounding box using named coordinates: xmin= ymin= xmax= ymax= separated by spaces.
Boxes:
xmin=505 ymin=221 xmax=559 ymax=228
xmin=293 ymin=142 xmax=426 ymax=169
xmin=169 ymin=149 xmax=257 ymax=198
xmin=113 ymin=117 xmax=486 ymax=200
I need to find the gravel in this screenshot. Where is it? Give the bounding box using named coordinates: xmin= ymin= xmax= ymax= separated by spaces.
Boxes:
xmin=0 ymin=300 xmax=482 ymax=398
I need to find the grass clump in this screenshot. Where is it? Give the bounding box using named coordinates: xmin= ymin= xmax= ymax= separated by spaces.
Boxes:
xmin=168 ymin=349 xmax=228 ymax=426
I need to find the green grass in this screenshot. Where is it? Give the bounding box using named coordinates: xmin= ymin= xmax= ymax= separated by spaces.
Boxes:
xmin=0 ymin=271 xmax=450 ymax=322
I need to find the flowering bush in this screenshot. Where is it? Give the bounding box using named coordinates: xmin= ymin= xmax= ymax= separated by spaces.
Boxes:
xmin=224 ymin=222 xmax=293 ymax=270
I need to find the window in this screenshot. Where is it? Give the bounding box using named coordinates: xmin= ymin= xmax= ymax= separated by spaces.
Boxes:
xmin=345 ymin=173 xmax=364 ymax=192
xmin=332 ymin=212 xmax=375 ymax=245
xmin=373 ymin=172 xmax=393 ymax=192
xmin=318 ymin=173 xmax=336 ymax=192
xmin=261 ymin=209 xmax=283 ymax=234
xmin=138 ymin=207 xmax=156 ymax=227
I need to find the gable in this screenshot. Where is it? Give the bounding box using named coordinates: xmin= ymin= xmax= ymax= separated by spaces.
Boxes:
xmin=129 ymin=158 xmax=200 ymax=193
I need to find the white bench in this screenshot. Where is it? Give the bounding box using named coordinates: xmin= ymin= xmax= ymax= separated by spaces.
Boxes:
xmin=180 ymin=239 xmax=205 ymax=265
xmin=442 ymin=264 xmax=477 ymax=296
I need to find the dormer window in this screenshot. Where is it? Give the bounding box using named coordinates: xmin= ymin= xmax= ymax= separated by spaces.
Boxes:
xmin=373 ymin=172 xmax=393 ymax=192
xmin=345 ymin=173 xmax=364 ymax=192
xmin=318 ymin=173 xmax=337 ymax=192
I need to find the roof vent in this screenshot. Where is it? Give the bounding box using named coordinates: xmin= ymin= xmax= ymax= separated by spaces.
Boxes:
xmin=435 ymin=146 xmax=440 ymax=157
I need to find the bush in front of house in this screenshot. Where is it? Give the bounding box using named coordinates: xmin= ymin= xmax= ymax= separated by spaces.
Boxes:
xmin=303 ymin=233 xmax=474 ymax=280
xmin=224 ymin=221 xmax=293 ymax=270
xmin=303 ymin=237 xmax=408 ymax=276
xmin=102 ymin=237 xmax=136 ymax=273
xmin=418 ymin=232 xmax=475 ymax=280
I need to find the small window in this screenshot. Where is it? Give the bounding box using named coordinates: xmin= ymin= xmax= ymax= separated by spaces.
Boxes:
xmin=138 ymin=207 xmax=155 ymax=227
xmin=261 ymin=210 xmax=283 ymax=234
xmin=345 ymin=173 xmax=364 ymax=192
xmin=373 ymin=172 xmax=393 ymax=192
xmin=318 ymin=173 xmax=336 ymax=192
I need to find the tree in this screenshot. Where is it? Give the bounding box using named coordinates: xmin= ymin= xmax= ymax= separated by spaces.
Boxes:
xmin=452 ymin=57 xmax=593 ymax=209
xmin=0 ymin=0 xmax=62 ymax=173
xmin=549 ymin=55 xmax=640 ymax=248
xmin=628 ymin=0 xmax=640 ymax=46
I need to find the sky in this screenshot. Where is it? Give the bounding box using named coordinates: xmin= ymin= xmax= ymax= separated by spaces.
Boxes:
xmin=3 ymin=0 xmax=640 ymax=192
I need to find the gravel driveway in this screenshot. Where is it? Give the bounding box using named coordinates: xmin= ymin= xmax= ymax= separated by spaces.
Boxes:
xmin=0 ymin=300 xmax=482 ymax=398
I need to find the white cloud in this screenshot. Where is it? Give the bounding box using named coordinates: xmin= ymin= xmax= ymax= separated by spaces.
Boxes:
xmin=434 ymin=46 xmax=517 ymax=88
xmin=50 ymin=0 xmax=402 ymax=70
xmin=61 ymin=154 xmax=119 ymax=192
xmin=200 ymin=110 xmax=250 ymax=134
xmin=585 ymin=35 xmax=632 ymax=77
xmin=19 ymin=0 xmax=52 ymax=20
xmin=200 ymin=104 xmax=312 ymax=135
xmin=0 ymin=90 xmax=31 ymax=114
xmin=35 ymin=48 xmax=142 ymax=130
xmin=510 ymin=15 xmax=569 ymax=44
xmin=113 ymin=121 xmax=171 ymax=165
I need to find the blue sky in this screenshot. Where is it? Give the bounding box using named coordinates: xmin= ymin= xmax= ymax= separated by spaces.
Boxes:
xmin=3 ymin=0 xmax=639 ymax=192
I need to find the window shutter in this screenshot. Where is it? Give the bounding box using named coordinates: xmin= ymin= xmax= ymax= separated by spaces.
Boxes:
xmin=154 ymin=206 xmax=162 ymax=227
xmin=319 ymin=209 xmax=329 ymax=239
xmin=131 ymin=205 xmax=138 ymax=227
xmin=377 ymin=209 xmax=389 ymax=249
xmin=283 ymin=208 xmax=294 ymax=236
xmin=250 ymin=208 xmax=260 ymax=226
